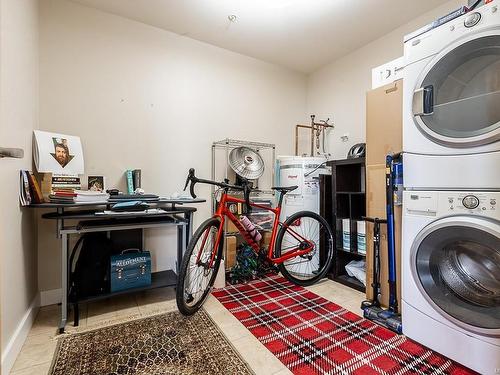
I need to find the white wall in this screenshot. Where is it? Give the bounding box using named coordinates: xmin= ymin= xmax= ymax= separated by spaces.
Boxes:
xmin=37 ymin=0 xmax=307 ymax=293
xmin=0 ymin=0 xmax=39 ymax=372
xmin=306 ymin=0 xmax=463 ymax=160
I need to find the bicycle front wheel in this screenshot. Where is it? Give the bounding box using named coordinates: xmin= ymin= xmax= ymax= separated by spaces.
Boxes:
xmin=176 ymin=217 xmax=224 ymax=315
xmin=275 ymin=211 xmax=334 ymax=286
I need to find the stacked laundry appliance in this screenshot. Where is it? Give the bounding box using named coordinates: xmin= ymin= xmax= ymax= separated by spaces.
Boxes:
xmin=401 ymin=2 xmax=500 ymax=374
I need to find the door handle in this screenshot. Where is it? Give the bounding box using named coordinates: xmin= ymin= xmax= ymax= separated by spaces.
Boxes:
xmin=413 ymin=85 xmax=434 ymax=116
xmin=0 ymin=147 xmax=24 ymax=159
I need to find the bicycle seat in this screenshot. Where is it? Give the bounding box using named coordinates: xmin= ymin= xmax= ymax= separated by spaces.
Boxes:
xmin=271 ymin=186 xmax=298 ymax=194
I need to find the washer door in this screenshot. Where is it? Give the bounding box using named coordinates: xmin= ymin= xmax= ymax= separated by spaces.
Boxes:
xmin=411 ymin=216 xmax=500 ymax=336
xmin=413 ymin=31 xmax=500 ymax=147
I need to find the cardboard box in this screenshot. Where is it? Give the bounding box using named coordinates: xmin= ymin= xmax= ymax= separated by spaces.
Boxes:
xmin=365 ymin=80 xmax=403 ymax=165
xmin=260 ymin=231 xmax=272 ymax=250
xmin=226 ymin=219 xmax=239 ymax=233
xmin=365 ymin=79 xmax=403 ymax=309
xmin=225 ymin=236 xmax=237 ymax=269
xmin=366 ymin=164 xmax=387 ymax=220
xmin=40 ymin=173 xmax=52 ymax=202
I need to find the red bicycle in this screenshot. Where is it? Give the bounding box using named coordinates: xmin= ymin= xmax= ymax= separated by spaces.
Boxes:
xmin=176 ymin=168 xmax=334 ymax=315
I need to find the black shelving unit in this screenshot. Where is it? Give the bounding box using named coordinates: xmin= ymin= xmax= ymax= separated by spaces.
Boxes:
xmin=326 ymin=158 xmax=366 ymax=293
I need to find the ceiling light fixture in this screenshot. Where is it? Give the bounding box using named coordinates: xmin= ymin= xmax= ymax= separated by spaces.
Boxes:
xmin=228 ymin=14 xmax=237 ymax=22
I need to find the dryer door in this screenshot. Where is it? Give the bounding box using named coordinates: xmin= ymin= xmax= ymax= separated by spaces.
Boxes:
xmin=413 ymin=30 xmax=500 ymax=148
xmin=411 ymin=216 xmax=500 ymax=336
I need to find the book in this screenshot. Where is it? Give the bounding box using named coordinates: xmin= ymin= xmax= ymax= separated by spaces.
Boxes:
xmin=52 ymin=191 xmax=77 ymax=197
xmin=27 ymin=172 xmax=43 ymax=204
xmin=132 ymin=169 xmax=141 ymax=190
xmin=51 ymin=184 xmax=82 ymax=189
xmin=52 ymin=176 xmax=80 ymax=183
xmin=126 ymin=170 xmax=134 ymax=194
xmin=19 ymin=170 xmax=32 ymax=206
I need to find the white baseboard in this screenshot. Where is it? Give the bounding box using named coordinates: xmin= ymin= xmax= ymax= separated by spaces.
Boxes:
xmin=39 ymin=288 xmax=62 ymax=307
xmin=1 ymin=294 xmax=40 ymax=374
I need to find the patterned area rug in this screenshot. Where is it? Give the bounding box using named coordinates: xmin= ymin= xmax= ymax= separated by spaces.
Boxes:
xmin=50 ymin=309 xmax=253 ymax=375
xmin=213 ymin=275 xmax=476 ymax=375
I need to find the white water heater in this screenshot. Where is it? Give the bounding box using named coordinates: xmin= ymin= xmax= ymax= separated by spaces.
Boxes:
xmin=277 ymin=156 xmax=330 ymax=220
xmin=277 ymin=156 xmax=330 ymax=274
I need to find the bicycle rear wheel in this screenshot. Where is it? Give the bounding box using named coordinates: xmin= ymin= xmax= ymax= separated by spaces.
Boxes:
xmin=176 ymin=217 xmax=224 ymax=315
xmin=275 ymin=211 xmax=334 ymax=286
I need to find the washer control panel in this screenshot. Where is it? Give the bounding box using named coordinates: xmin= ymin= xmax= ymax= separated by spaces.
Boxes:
xmin=404 ymin=191 xmax=500 ymax=220
xmin=443 ymin=192 xmax=497 ymax=214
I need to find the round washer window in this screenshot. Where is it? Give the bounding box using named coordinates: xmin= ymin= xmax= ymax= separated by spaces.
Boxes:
xmin=414 ymin=224 xmax=500 ymax=330
xmin=418 ymin=35 xmax=500 ymax=139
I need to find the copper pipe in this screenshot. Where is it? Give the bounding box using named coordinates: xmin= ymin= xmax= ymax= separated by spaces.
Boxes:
xmin=295 ymin=116 xmax=334 ymax=156
xmin=310 ymin=115 xmax=316 ymax=156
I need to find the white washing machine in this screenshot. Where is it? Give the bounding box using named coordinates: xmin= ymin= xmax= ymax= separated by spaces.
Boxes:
xmin=403 ymin=1 xmax=500 ymax=189
xmin=402 ymin=190 xmax=500 ymax=374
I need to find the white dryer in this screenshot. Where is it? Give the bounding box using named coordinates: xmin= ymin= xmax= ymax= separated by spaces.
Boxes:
xmin=403 ymin=2 xmax=500 ymax=189
xmin=402 ymin=190 xmax=500 ymax=374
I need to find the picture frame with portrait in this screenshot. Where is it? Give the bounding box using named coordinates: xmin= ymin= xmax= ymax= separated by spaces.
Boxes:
xmin=88 ymin=176 xmax=105 ymax=192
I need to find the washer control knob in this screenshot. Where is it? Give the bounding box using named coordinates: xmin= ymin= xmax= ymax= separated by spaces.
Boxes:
xmin=464 ymin=12 xmax=481 ymax=28
xmin=491 ymin=199 xmax=497 ymax=206
xmin=463 ymin=195 xmax=480 ymax=209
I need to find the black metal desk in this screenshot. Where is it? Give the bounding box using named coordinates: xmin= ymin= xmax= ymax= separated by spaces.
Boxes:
xmin=30 ymin=198 xmax=205 ymax=332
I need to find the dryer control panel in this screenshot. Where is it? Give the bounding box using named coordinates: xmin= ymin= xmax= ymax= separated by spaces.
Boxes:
xmin=404 ymin=1 xmax=499 ymax=65
xmin=404 ymin=191 xmax=500 ymax=219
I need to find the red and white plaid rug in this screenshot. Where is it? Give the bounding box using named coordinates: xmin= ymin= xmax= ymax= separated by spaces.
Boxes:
xmin=212 ymin=275 xmax=475 ymax=375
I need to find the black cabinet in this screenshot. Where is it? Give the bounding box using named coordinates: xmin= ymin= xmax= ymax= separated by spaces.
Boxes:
xmin=325 ymin=158 xmax=366 ymax=292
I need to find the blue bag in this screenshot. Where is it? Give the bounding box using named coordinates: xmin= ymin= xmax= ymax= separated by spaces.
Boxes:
xmin=110 ymin=249 xmax=151 ymax=292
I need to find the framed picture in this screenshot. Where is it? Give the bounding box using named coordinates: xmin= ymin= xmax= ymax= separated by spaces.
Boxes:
xmin=88 ymin=176 xmax=105 ymax=192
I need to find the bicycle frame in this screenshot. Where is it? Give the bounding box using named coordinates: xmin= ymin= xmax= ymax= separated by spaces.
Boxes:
xmin=197 ymin=191 xmax=314 ymax=269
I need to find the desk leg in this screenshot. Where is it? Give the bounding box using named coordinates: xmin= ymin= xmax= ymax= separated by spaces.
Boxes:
xmin=59 ymin=232 xmax=68 ymax=334
xmin=184 ymin=211 xmax=193 ymax=246
xmin=176 ymin=223 xmax=187 ymax=276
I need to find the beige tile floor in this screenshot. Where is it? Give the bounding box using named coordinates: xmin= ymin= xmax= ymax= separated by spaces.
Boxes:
xmin=10 ymin=279 xmax=364 ymax=375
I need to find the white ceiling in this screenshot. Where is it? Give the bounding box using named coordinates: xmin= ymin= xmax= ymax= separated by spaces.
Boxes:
xmin=70 ymin=0 xmax=449 ymax=73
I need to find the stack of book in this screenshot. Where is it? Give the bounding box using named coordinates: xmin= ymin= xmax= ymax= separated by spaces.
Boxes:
xmin=48 ymin=190 xmax=110 ymax=204
xmin=49 ymin=190 xmax=77 ymax=204
xmin=49 ymin=176 xmax=81 ymax=202
xmin=74 ymin=190 xmax=109 ymax=203
xmin=51 ymin=175 xmax=81 ymax=193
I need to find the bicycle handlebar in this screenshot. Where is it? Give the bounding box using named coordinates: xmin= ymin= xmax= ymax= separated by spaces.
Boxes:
xmin=362 ymin=216 xmax=388 ymax=224
xmin=183 ymin=168 xmax=246 ymax=199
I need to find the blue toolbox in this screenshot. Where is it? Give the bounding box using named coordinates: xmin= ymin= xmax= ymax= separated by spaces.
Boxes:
xmin=110 ymin=249 xmax=151 ymax=292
